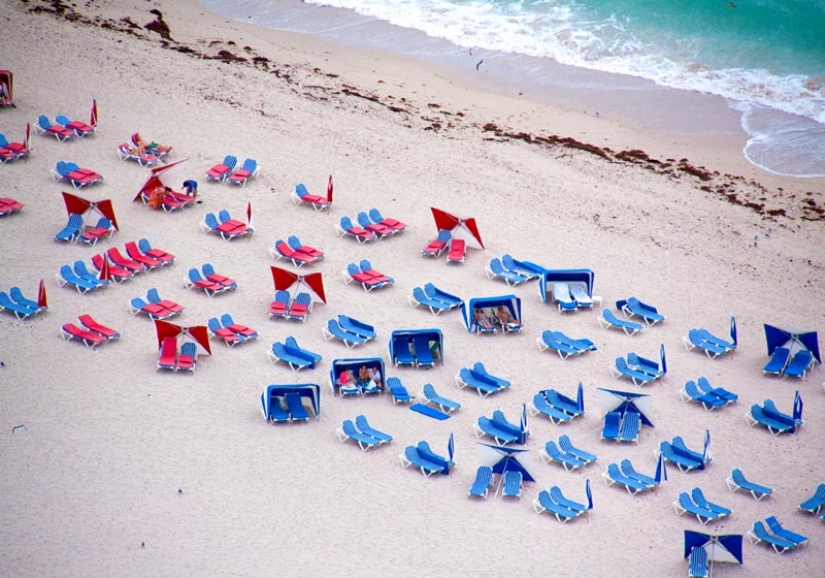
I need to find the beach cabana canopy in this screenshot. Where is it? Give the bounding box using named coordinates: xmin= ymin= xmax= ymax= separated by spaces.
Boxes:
xmin=62 ymin=191 xmax=119 ymax=231
xmin=684 ymin=530 xmax=743 ymax=571
xmin=538 ymin=268 xmax=594 ymax=303
xmin=154 ymin=319 xmax=212 ymax=356
xmin=477 ymin=442 xmax=536 ymax=483
xmin=329 ymin=357 xmax=385 ymax=395
xmin=430 ymin=207 xmax=484 ymax=250
xmin=261 ymin=383 xmax=321 ymax=419
xmin=596 ymin=387 xmax=653 ymax=427
xmin=460 ymin=295 xmax=521 ymax=333
xmin=389 ymin=328 xmax=444 ymax=366
xmin=763 ymin=324 xmax=820 ymax=364
xmin=0 ymin=70 xmax=12 ymax=106
xmin=271 ymin=266 xmax=326 ymax=304
xmin=134 ymin=158 xmax=189 ymax=203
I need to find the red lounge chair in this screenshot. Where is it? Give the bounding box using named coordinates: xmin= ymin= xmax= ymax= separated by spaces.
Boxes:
xmin=269 ymin=291 xmax=290 ymax=319
xmin=287 ymin=236 xmax=324 ymax=259
xmin=0 ymin=197 xmax=24 ymax=216
xmin=226 ymin=158 xmax=259 ymax=187
xmin=145 ymin=288 xmax=184 ymax=315
xmin=106 ymin=247 xmax=147 ymax=274
xmin=208 ymin=317 xmax=241 ymax=346
xmin=272 ymin=240 xmax=317 ymax=267
xmin=205 ymin=155 xmax=237 ymax=181
xmin=62 ymin=322 xmax=106 ymax=348
xmin=291 ymin=183 xmax=330 ymax=211
xmin=175 ymin=343 xmax=197 ymax=372
xmin=36 ymin=115 xmax=77 ymax=142
xmin=220 ymin=314 xmax=257 ymax=338
xmin=157 ymin=337 xmax=177 ymax=370
xmin=422 ymin=229 xmax=451 ymax=258
xmin=336 ymin=216 xmax=376 ymax=244
xmin=369 ymin=208 xmax=407 ymax=233
xmin=125 ymin=241 xmax=162 ymax=269
xmin=447 ymin=239 xmax=466 ymax=264
xmin=138 ymin=238 xmax=175 ymax=264
xmin=78 ymin=314 xmax=120 ymax=341
xmin=91 ymin=254 xmax=133 ymax=283
xmin=130 ymin=297 xmax=174 ymax=320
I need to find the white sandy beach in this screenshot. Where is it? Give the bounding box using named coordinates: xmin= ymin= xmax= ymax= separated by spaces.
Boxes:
xmin=1 ymin=1 xmax=824 ymax=577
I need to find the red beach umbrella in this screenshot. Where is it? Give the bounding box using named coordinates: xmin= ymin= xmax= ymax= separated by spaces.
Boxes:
xmin=90 ymin=99 xmax=98 ymax=128
xmin=62 ymin=191 xmax=119 ymax=231
xmin=97 ymin=255 xmax=112 ymax=283
xmin=134 ymin=158 xmax=189 ymax=202
xmin=37 ymin=279 xmax=48 ymax=309
xmin=430 ymin=207 xmax=485 ymax=250
xmin=326 ymin=174 xmax=334 ymax=205
xmin=270 ymin=266 xmax=326 ymax=305
xmin=154 ymin=319 xmax=212 ymax=356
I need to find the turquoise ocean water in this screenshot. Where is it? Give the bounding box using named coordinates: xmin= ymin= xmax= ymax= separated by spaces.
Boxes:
xmin=202 ymin=0 xmax=825 ymax=177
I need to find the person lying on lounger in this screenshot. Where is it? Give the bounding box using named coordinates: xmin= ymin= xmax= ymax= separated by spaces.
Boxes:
xmin=474 ymin=309 xmax=495 ymax=331
xmin=495 ymin=306 xmax=521 ymax=331
xmin=133 ymin=132 xmax=172 ymax=155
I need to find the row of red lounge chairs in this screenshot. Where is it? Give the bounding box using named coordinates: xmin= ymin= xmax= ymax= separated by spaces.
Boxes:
xmin=61 ymin=314 xmax=120 ymax=348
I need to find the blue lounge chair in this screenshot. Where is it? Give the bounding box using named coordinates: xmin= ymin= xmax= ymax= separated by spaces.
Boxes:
xmin=471 ymin=362 xmax=510 ymax=389
xmin=798 ymin=483 xmax=825 ymax=515
xmin=357 ymin=211 xmax=393 ymax=237
xmin=725 ymin=468 xmax=773 ymax=500
xmin=611 ymin=357 xmax=655 ymax=386
xmin=536 ymin=331 xmax=582 ymax=359
xmin=486 ymin=258 xmax=528 ymax=286
xmin=696 ymin=377 xmax=738 ymax=403
xmin=619 ymin=459 xmax=658 ymax=488
xmin=423 ymin=283 xmax=463 ymax=308
xmin=55 ymin=213 xmax=84 ymax=243
xmin=765 ymin=516 xmax=808 ymax=547
xmin=291 ymin=183 xmax=330 ymax=211
xmin=287 ymin=292 xmax=312 ymax=322
xmin=552 ymin=282 xmax=577 ymax=312
xmin=762 ymin=399 xmax=797 ymax=429
xmin=671 ymin=436 xmax=710 ymax=466
xmin=783 ymin=350 xmax=814 ymax=378
xmin=542 ymin=389 xmax=583 ymax=417
xmin=368 ymin=208 xmax=407 ymax=233
xmin=355 ymin=415 xmax=392 ymax=444
xmin=532 ymin=490 xmax=579 ymax=523
xmin=420 ymin=383 xmax=461 ymax=413
xmin=9 ymin=287 xmax=44 ymax=314
xmin=746 ymin=405 xmax=793 ymax=435
xmin=626 ymin=352 xmax=665 ymax=380
xmin=269 ymin=290 xmax=291 ymax=319
xmin=205 ymin=155 xmax=237 ymax=181
xmin=137 ymin=238 xmax=175 ymax=264
xmin=267 ymin=342 xmax=314 ymax=371
xmin=56 ymin=264 xmax=100 ymax=294
xmin=558 ymin=435 xmax=597 ymax=464
xmin=416 ymin=441 xmax=453 ymax=474
xmin=552 ymin=331 xmax=598 ymax=354
xmin=390 ymin=335 xmax=416 ymax=367
xmin=408 ymin=286 xmax=452 ymax=315
xmin=601 ymin=411 xmax=622 ymax=441
xmin=659 ymin=441 xmax=703 ymax=472
xmin=680 ymin=380 xmax=727 ymax=411
xmin=337 ymin=215 xmax=376 ymax=243
xmin=529 ymin=393 xmax=575 ymax=425
xmin=386 ymin=377 xmax=412 ymax=404
xmin=491 ymin=409 xmax=528 ymax=441
xmin=618 ymin=297 xmax=665 ymax=325
xmin=541 ymin=441 xmax=586 ymax=471
xmin=208 ymin=317 xmax=242 ymax=346
xmin=684 ymin=329 xmax=731 ymax=358
xmin=748 ymin=521 xmax=797 ymax=553
xmin=602 ymin=463 xmax=650 ymax=495
xmin=0 ymin=291 xmax=38 ymax=319
xmin=421 ymin=229 xmax=451 ymax=257
xmin=337 ymin=420 xmax=382 ymax=451
xmin=688 ymin=546 xmax=708 ymax=578
xmin=322 ymin=319 xmax=365 ymax=349
xmin=287 ymin=235 xmax=324 ymax=260
xmin=264 ymin=395 xmax=291 ymax=423
xmin=468 ymin=466 xmax=494 ymax=499
xmin=227 ymin=158 xmax=259 ymax=187
xmin=285 ymin=392 xmax=309 ymax=421
xmin=673 ymin=492 xmax=720 ymax=524
xmin=568 ymin=282 xmax=594 ymax=308
xmin=597 ymin=308 xmax=643 ymax=335
xmin=502 ymin=471 xmax=523 ymax=498
xmin=549 ymin=486 xmax=587 ymax=514
xmin=474 ymin=416 xmax=518 ymax=445
xmin=501 ymin=254 xmax=541 ymax=280
xmin=337 ymin=315 xmax=376 ymax=341
xmin=220 ymin=314 xmax=257 ymax=340
xmin=763 ymin=347 xmax=790 ymax=375
xmin=691 ymin=488 xmax=732 ymax=518
xmin=283 ymin=336 xmax=321 ymax=367
xmin=618 ymin=412 xmax=641 ymax=443
xmin=413 ymin=334 xmax=435 ymax=367
xmin=400 ymin=446 xmax=445 ymax=477
xmin=456 ymin=368 xmax=501 ymax=397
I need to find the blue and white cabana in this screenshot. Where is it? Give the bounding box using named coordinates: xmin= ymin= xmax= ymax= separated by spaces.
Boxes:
xmin=538 ymin=268 xmax=594 ymax=303
xmin=596 ymin=387 xmax=654 ymax=427
xmin=261 ymin=383 xmax=321 ymax=419
xmin=388 ymin=328 xmax=444 ymax=366
xmin=329 ymin=357 xmax=385 ymax=395
xmin=460 ymin=295 xmax=522 ymax=333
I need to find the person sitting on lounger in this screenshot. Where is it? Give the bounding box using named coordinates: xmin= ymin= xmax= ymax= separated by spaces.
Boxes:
xmin=474 ymin=309 xmax=495 ymax=331
xmin=496 ymin=306 xmax=521 ymax=331
xmin=147 ymin=186 xmax=171 ymax=210
xmin=368 ymin=366 xmax=383 ymax=391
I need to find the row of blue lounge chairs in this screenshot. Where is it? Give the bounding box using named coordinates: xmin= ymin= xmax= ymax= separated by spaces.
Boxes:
xmin=745 ymin=398 xmax=802 ymax=435
xmin=679 ymin=377 xmax=738 ymax=411
xmin=536 ymin=330 xmax=597 ymax=359
xmin=34 ymin=114 xmax=91 ymax=141
xmin=455 ymin=362 xmax=511 ymax=397
xmin=763 ymin=346 xmax=816 ymax=378
xmin=528 ymin=388 xmax=584 ymax=425
xmin=267 ymin=336 xmax=322 ymax=371
xmin=390 ymin=332 xmax=437 ymax=368
xmin=343 ymin=260 xmax=394 ymax=292
xmin=602 ymin=461 xmax=661 ymax=495
xmin=610 ymin=350 xmax=666 ymax=386
xmin=532 ymin=485 xmax=591 ymax=523
xmin=0 ymin=286 xmax=46 ymax=320
xmin=322 ymin=316 xmax=377 ymax=349
xmin=270 ymin=236 xmax=325 ymax=267
xmin=748 ymin=516 xmax=809 ymax=554
xmin=673 ymin=488 xmax=731 ymax=525
xmin=408 ymin=284 xmax=463 ymax=315
xmin=205 ymin=156 xmax=260 ymax=186
xmin=683 ymin=327 xmax=736 ymax=358
xmin=540 ymin=436 xmax=597 ymax=471
xmin=473 ymin=409 xmax=528 ymax=446
xmin=601 ymin=411 xmax=643 ymax=443
xmin=337 ymin=415 xmax=393 ymax=451
xmin=485 ymin=256 xmax=541 ymax=287
xmin=659 ymin=436 xmax=711 ymax=472
xmin=207 ymin=315 xmax=258 ymax=347
xmin=55 ymin=214 xmax=114 ymax=244
xmin=469 ymin=469 xmax=524 ymax=499
xmin=261 ymin=390 xmax=312 ymax=423
xmin=400 ymin=441 xmax=454 ymax=476
xmin=552 ymin=281 xmax=594 ymax=312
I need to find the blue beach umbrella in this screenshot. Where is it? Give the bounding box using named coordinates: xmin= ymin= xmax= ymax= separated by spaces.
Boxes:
xmin=519 ymin=403 xmax=529 ymax=445
xmin=586 ymin=478 xmax=593 ymax=510
xmin=700 ymin=429 xmax=711 ymax=470
xmin=596 ymin=387 xmax=654 ymax=427
xmin=576 ymin=381 xmax=584 ymax=413
xmin=447 ymin=432 xmax=455 ymax=463
xmin=655 ymin=451 xmax=668 ymax=485
xmin=660 ymin=343 xmax=667 ymax=375
xmin=477 ymin=443 xmax=536 ymax=483
xmin=792 ymin=391 xmax=803 ymax=432
xmin=730 ymin=317 xmax=738 ymax=347
xmin=684 ymin=530 xmax=743 ymax=576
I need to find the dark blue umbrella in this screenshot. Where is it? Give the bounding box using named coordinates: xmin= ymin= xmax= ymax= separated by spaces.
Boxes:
xmin=655 ymin=451 xmax=668 ymax=485
xmin=764 ymin=324 xmax=820 ymax=363
xmin=792 ymin=391 xmax=803 ymax=433
xmin=576 ymin=381 xmax=584 ymax=413
xmin=684 ymin=530 xmax=743 ymax=575
xmin=477 ymin=443 xmax=536 ymax=482
xmin=586 ymin=478 xmax=593 ymax=510
xmin=701 ymin=429 xmax=711 ymax=469
xmin=730 ymin=317 xmax=738 ymax=347
xmin=447 ymin=432 xmax=455 ymax=463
